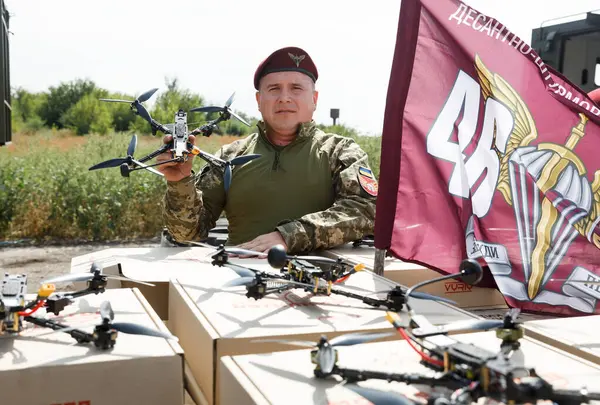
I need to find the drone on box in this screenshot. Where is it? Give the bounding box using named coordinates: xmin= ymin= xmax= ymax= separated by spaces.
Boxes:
xmin=89 ymin=89 xmax=260 ymax=191
xmin=186 ymin=242 xmax=463 ymax=312
xmin=251 ymin=262 xmax=600 ymax=405
xmin=0 ymin=264 xmax=176 ymax=350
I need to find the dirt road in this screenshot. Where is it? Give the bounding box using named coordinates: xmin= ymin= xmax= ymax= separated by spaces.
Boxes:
xmin=0 ymin=242 xmax=160 ymax=292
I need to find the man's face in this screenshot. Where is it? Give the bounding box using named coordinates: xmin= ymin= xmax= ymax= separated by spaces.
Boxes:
xmin=255 ymin=71 xmax=318 ymax=136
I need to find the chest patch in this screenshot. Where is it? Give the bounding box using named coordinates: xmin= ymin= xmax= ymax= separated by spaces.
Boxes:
xmin=358 ymin=166 xmax=378 ymax=197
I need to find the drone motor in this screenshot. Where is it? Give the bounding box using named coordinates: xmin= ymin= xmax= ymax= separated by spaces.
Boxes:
xmin=246 ymin=281 xmax=268 ymax=300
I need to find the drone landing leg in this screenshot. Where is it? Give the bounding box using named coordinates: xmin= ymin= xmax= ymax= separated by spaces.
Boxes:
xmin=23 ymin=316 xmax=94 ymax=344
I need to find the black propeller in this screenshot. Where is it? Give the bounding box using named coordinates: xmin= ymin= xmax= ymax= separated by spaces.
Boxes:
xmin=252 ymin=331 xmax=394 ymax=375
xmin=188 ymin=93 xmax=260 ymax=191
xmin=343 ymin=384 xmax=416 ymax=405
xmin=190 ymin=92 xmax=251 ymax=127
xmin=267 ymin=244 xmax=339 ymax=268
xmin=88 ymin=133 xmax=164 ymax=178
xmin=42 ymin=261 xmax=155 ymax=287
xmin=180 ymin=148 xmax=260 ymax=192
xmin=99 ymin=301 xmax=178 ymax=340
xmin=221 ymin=154 xmax=262 ymax=192
xmin=99 ymin=88 xmax=157 ymax=125
xmin=184 ymin=241 xmax=267 ymax=259
xmin=411 ymin=308 xmax=522 ymax=338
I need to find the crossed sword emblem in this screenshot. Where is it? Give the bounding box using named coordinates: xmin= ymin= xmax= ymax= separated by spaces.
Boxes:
xmin=475 ymin=55 xmax=600 ymax=301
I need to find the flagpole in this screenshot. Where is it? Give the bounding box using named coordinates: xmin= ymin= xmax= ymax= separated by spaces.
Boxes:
xmin=374 ymin=248 xmax=386 ymax=276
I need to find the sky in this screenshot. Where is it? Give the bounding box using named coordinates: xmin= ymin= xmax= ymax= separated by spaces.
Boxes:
xmin=4 ymin=0 xmax=600 ymax=136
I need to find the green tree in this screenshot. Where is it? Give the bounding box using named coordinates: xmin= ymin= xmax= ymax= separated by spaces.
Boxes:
xmin=10 ymin=87 xmax=47 ymax=133
xmin=127 ymin=77 xmax=207 ymax=135
xmin=61 ymin=90 xmax=113 ymax=135
xmin=39 ymin=79 xmax=97 ymax=129
xmin=151 ymin=77 xmax=206 ymax=126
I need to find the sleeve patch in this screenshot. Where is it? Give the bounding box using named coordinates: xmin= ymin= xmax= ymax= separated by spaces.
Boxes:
xmin=358 ymin=166 xmax=378 ymax=196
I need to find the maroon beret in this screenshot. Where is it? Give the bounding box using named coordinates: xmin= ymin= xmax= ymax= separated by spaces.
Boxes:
xmin=254 ymin=46 xmax=318 ymax=90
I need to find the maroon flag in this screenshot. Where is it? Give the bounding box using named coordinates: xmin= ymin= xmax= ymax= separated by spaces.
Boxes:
xmin=375 ymin=0 xmax=600 ymax=316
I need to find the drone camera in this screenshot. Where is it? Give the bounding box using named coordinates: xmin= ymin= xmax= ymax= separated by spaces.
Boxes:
xmin=459 ymin=259 xmax=484 ymax=286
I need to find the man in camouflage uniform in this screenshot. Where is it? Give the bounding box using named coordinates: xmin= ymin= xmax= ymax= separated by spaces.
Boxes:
xmin=156 ymin=46 xmax=378 ymax=254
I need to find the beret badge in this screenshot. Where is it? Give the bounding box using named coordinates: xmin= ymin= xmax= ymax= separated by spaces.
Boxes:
xmin=288 ymin=53 xmax=306 ymax=67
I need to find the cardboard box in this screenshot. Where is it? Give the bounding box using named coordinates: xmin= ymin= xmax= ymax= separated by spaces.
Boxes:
xmin=0 ymin=288 xmax=186 ymax=405
xmin=70 ymin=246 xmax=217 ymax=320
xmin=168 ymin=261 xmax=481 ymax=405
xmin=523 ymin=314 xmax=600 ymax=366
xmin=320 ymin=244 xmax=508 ymax=310
xmin=219 ymin=330 xmax=600 ymax=405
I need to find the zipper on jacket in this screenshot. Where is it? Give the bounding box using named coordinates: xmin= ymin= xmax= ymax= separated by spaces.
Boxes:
xmin=272 ymin=151 xmax=280 ymax=171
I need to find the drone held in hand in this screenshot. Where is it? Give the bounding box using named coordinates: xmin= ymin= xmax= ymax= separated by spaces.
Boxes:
xmin=0 ymin=264 xmax=176 ymax=349
xmin=258 ymin=262 xmax=600 ymax=405
xmin=188 ymin=242 xmax=468 ymax=312
xmin=89 ymin=89 xmax=261 ymax=191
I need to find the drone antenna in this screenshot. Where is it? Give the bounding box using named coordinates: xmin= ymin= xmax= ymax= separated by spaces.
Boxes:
xmin=404 ymin=259 xmax=483 ymax=312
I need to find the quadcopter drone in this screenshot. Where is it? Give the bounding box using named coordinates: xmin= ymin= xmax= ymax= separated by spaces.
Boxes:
xmin=185 ymin=242 xmax=470 ymax=312
xmin=252 ymin=263 xmax=600 ymax=405
xmin=0 ymin=264 xmax=176 ymax=350
xmin=89 ymin=89 xmax=260 ymax=191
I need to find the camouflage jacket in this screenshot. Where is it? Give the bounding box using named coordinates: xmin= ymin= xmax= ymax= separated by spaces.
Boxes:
xmin=162 ymin=120 xmax=377 ymax=254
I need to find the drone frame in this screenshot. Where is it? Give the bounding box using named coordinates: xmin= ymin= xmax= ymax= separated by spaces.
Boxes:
xmin=287 ymin=265 xmax=600 ymax=405
xmin=0 ymin=266 xmax=174 ymax=350
xmin=91 ymin=89 xmax=260 ymax=191
xmin=203 ymin=243 xmax=460 ymax=313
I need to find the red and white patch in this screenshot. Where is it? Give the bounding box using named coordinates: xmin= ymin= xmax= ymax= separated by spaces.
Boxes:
xmin=358 ymin=170 xmax=378 ymax=197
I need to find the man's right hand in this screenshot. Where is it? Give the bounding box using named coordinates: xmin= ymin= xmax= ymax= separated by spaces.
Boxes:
xmin=156 ymin=134 xmax=196 ymax=182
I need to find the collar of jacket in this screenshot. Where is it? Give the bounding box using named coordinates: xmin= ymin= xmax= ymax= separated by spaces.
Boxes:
xmin=257 ymin=120 xmax=319 ymax=148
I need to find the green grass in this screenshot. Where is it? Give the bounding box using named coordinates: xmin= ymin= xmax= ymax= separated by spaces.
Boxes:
xmin=0 ymin=129 xmax=382 ymax=242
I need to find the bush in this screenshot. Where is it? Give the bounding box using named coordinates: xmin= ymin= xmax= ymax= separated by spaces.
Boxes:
xmin=39 ymin=79 xmax=97 ymax=129
xmin=61 ymin=91 xmax=113 ymax=135
xmin=319 ymin=124 xmax=382 ymax=179
xmin=0 ymin=131 xmax=241 ymax=242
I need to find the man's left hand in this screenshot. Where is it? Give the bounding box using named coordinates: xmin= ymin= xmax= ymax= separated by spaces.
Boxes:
xmin=236 ymin=232 xmax=288 ymax=256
